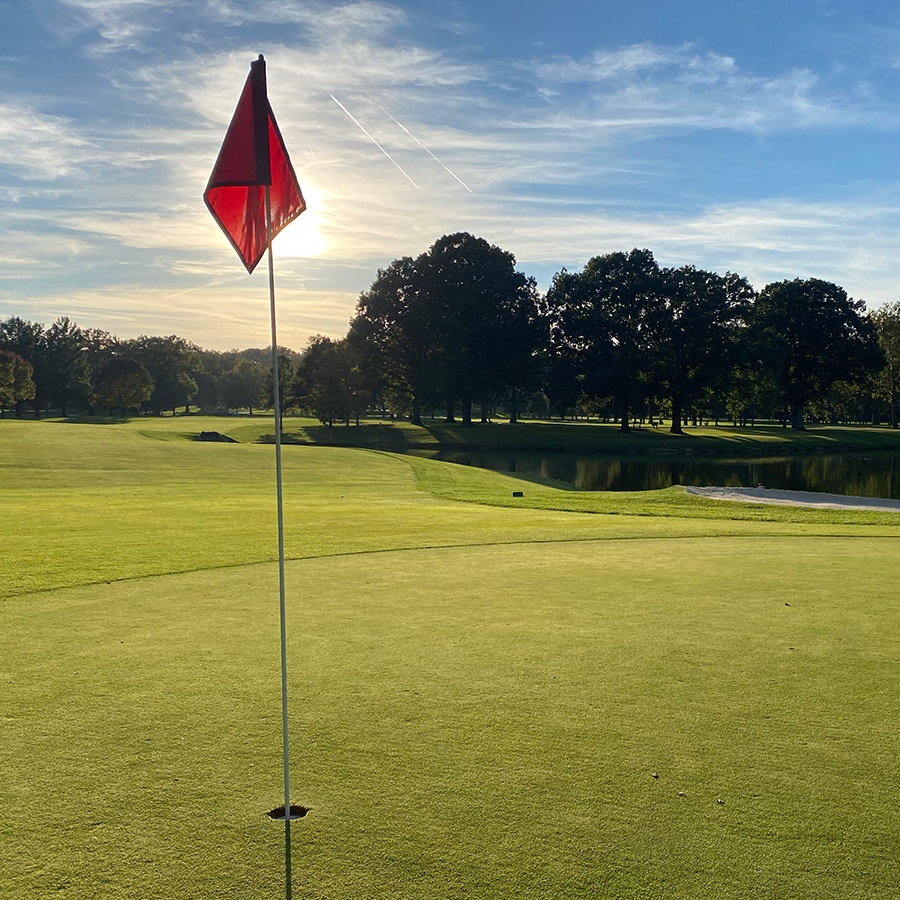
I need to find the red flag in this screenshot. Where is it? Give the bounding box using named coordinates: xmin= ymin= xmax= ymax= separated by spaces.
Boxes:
xmin=204 ymin=55 xmax=306 ymax=274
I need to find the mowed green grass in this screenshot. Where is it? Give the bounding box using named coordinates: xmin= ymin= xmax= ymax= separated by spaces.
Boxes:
xmin=2 ymin=418 xmax=899 ymax=898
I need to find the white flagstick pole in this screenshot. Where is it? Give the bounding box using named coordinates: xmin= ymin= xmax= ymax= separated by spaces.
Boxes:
xmin=265 ymin=183 xmax=293 ymax=900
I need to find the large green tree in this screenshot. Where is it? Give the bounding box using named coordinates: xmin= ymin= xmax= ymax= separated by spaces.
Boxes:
xmin=0 ymin=350 xmax=36 ymax=417
xmin=546 ymin=249 xmax=660 ymax=432
xmin=752 ymin=278 xmax=882 ymax=430
xmin=350 ymin=255 xmax=437 ymax=426
xmin=221 ymin=357 xmax=265 ymax=414
xmin=870 ymin=302 xmax=900 ymax=428
xmin=128 ymin=335 xmax=199 ymax=415
xmin=40 ymin=317 xmax=92 ymax=415
xmin=294 ymin=336 xmax=352 ymax=426
xmin=93 ymin=357 xmax=153 ymax=415
xmin=424 ymin=233 xmax=542 ymax=424
xmin=350 ymin=233 xmax=541 ymax=426
xmin=0 ymin=317 xmax=45 ymax=412
xmin=649 ymin=267 xmax=753 ymax=434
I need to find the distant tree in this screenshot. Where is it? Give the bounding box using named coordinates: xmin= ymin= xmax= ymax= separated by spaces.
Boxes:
xmin=536 ymin=348 xmax=582 ymax=419
xmin=752 ymin=278 xmax=883 ymax=430
xmin=649 ymin=267 xmax=752 ymax=434
xmin=263 ymin=354 xmax=295 ymax=428
xmin=546 ymin=249 xmax=660 ymax=431
xmin=294 ymin=336 xmax=352 ymax=426
xmin=128 ymin=335 xmax=199 ymax=415
xmin=807 ymin=378 xmax=870 ymax=425
xmin=870 ymin=302 xmax=900 ymax=428
xmin=191 ymin=349 xmax=227 ymax=410
xmin=221 ymin=357 xmax=266 ymax=413
xmin=0 ymin=350 xmax=36 ymax=417
xmin=93 ymin=357 xmax=153 ymax=415
xmin=0 ymin=317 xmax=45 ymax=412
xmin=724 ymin=359 xmax=779 ymax=426
xmin=239 ymin=346 xmax=300 ymax=367
xmin=40 ymin=317 xmax=92 ymax=415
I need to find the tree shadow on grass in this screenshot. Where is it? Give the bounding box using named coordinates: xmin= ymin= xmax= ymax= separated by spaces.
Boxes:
xmin=59 ymin=415 xmax=131 ymax=425
xmin=266 ymin=422 xmax=418 ymax=451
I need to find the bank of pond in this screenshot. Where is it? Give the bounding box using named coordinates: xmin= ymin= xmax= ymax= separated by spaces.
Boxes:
xmin=418 ymin=450 xmax=900 ymax=499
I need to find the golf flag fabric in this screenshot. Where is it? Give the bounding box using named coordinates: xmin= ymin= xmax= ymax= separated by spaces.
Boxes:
xmin=204 ymin=55 xmax=306 ymax=273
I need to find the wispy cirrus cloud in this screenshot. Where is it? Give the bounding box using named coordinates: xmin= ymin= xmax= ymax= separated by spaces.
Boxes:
xmin=203 ymin=0 xmax=408 ymax=35
xmin=54 ymin=0 xmax=180 ymax=52
xmin=530 ymin=42 xmax=896 ymax=134
xmin=0 ymin=102 xmax=95 ymax=180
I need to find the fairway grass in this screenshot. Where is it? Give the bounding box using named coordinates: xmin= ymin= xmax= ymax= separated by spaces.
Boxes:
xmin=2 ymin=418 xmax=900 ymax=898
xmin=3 ymin=418 xmax=899 ymax=601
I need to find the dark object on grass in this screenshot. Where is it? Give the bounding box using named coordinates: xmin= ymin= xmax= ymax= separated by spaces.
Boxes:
xmin=268 ymin=804 xmax=310 ymax=820
xmin=512 ymin=491 xmax=524 ymax=497
xmin=197 ymin=431 xmax=237 ymax=443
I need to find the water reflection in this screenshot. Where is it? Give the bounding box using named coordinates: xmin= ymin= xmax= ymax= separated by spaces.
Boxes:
xmin=427 ymin=451 xmax=900 ymax=499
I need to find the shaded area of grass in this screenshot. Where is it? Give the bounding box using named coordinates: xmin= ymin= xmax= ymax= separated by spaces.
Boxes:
xmin=278 ymin=418 xmax=900 ymax=454
xmin=45 ymin=411 xmax=900 ymax=454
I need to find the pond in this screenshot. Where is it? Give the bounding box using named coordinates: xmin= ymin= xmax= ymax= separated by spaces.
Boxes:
xmin=423 ymin=451 xmax=900 ymax=499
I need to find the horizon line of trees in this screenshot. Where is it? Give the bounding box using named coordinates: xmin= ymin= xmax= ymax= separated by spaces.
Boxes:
xmin=4 ymin=232 xmax=900 ymax=432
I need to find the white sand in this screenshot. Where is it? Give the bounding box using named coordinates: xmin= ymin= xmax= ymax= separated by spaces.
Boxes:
xmin=685 ymin=485 xmax=900 ymax=513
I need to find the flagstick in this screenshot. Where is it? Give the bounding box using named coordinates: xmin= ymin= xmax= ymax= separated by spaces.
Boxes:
xmin=266 ymin=184 xmax=293 ymax=900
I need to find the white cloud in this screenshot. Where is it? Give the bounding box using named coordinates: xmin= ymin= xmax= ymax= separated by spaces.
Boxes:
xmin=56 ymin=0 xmax=179 ymax=52
xmin=201 ymin=0 xmax=407 ymax=34
xmin=0 ymin=102 xmax=96 ymax=180
xmin=534 ymin=43 xmax=695 ymax=83
xmin=531 ymin=42 xmax=895 ymax=135
xmin=483 ymin=193 xmax=900 ymax=307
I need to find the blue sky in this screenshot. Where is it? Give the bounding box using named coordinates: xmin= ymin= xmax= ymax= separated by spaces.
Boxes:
xmin=3 ymin=0 xmax=900 ymax=349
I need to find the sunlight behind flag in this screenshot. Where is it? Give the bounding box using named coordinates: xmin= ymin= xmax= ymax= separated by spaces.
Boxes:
xmin=275 ymin=184 xmax=329 ymax=257
xmin=204 ymin=55 xmax=306 ymax=272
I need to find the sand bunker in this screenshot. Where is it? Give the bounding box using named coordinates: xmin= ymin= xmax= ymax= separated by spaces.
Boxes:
xmin=685 ymin=485 xmax=900 ymax=513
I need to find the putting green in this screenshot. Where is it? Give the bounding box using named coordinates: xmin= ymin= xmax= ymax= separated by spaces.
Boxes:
xmin=3 ymin=536 xmax=898 ymax=899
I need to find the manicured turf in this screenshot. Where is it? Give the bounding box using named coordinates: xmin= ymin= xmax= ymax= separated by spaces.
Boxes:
xmin=3 ymin=417 xmax=898 ymax=602
xmin=2 ymin=418 xmax=899 ymax=898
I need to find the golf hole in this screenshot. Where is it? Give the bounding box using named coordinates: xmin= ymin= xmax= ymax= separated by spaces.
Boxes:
xmin=268 ymin=804 xmax=310 ymax=820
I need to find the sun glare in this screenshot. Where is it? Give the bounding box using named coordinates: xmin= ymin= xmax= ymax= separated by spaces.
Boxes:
xmin=275 ymin=187 xmax=329 ymax=258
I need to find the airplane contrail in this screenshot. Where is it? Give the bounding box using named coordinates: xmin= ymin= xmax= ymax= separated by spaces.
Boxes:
xmin=330 ymin=94 xmax=418 ymax=189
xmin=384 ymin=110 xmax=472 ymax=193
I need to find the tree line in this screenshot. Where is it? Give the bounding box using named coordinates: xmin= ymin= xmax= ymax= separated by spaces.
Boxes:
xmin=0 ymin=319 xmax=273 ymax=419
xmin=3 ymin=232 xmax=900 ymax=431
